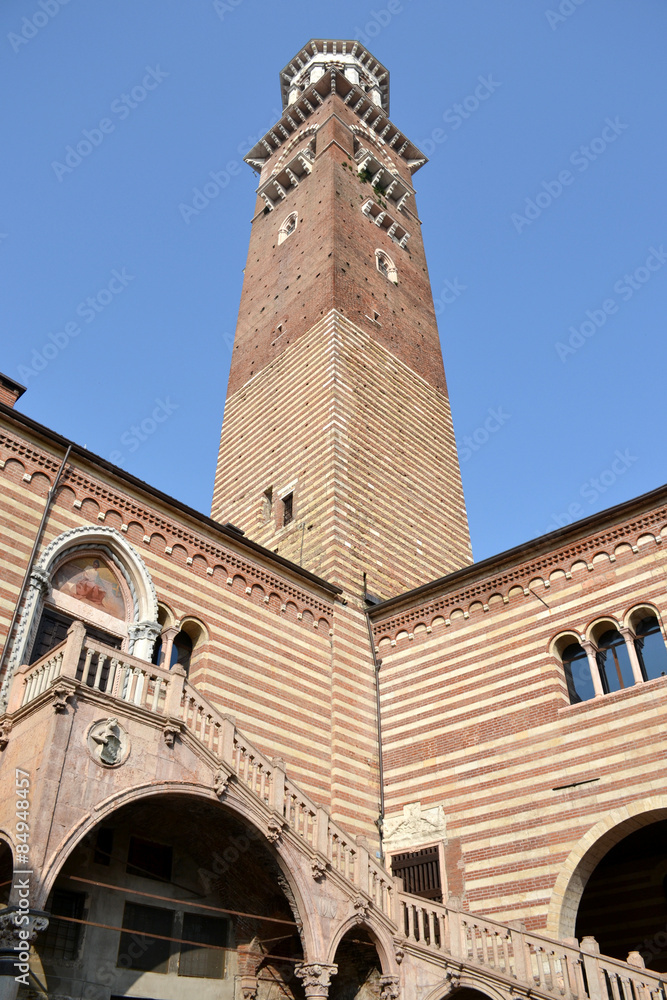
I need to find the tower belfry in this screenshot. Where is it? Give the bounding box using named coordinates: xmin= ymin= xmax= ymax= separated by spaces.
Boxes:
xmin=213 ymin=39 xmax=472 ymax=598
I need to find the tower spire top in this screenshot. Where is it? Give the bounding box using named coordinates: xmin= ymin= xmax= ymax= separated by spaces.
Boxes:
xmin=280 ymin=39 xmax=390 ymax=114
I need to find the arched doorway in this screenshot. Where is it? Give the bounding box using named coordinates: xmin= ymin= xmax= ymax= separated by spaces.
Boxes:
xmin=575 ymin=819 xmax=667 ymax=971
xmin=36 ymin=794 xmax=306 ymax=999
xmin=329 ymin=925 xmax=385 ymax=1000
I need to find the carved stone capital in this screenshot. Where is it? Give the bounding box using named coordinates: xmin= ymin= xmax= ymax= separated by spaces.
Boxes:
xmin=311 ymin=855 xmax=327 ymax=880
xmin=266 ymin=815 xmax=284 ymax=843
xmin=240 ymin=976 xmax=258 ymax=999
xmin=0 ymin=719 xmax=12 ymax=750
xmin=128 ymin=619 xmax=161 ymax=643
xmin=213 ymin=765 xmax=233 ymax=798
xmin=295 ymin=963 xmax=338 ymax=998
xmin=28 ymin=568 xmax=50 ymax=598
xmin=0 ymin=909 xmax=49 ymax=949
xmin=52 ymin=683 xmax=75 ymax=713
xmin=443 ymin=969 xmax=461 ymax=994
xmin=162 ymin=722 xmax=182 ymax=748
xmin=380 ymin=975 xmax=401 ymax=1000
xmin=353 ymin=895 xmax=370 ymax=923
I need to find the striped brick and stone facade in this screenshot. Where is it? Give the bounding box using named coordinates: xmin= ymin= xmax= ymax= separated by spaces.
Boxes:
xmin=0 ymin=37 xmax=665 ymax=1000
xmin=212 ymin=40 xmax=472 ymax=600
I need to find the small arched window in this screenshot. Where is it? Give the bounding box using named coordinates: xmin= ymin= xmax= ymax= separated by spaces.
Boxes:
xmin=170 ymin=631 xmax=193 ymax=672
xmin=634 ymin=616 xmax=667 ymax=681
xmin=375 ymin=249 xmax=398 ymax=283
xmin=278 ymin=212 xmax=297 ymax=244
xmin=562 ymin=642 xmax=594 ymax=704
xmin=596 ymin=629 xmax=635 ymax=693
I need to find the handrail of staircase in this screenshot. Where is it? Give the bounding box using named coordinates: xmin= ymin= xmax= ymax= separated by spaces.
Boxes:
xmin=12 ymin=626 xmax=665 ymax=998
xmin=397 ymin=891 xmax=667 ymax=1000
xmin=7 ymin=623 xmax=398 ymax=920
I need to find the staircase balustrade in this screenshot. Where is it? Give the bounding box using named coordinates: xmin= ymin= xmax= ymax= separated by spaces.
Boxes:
xmin=8 ymin=624 xmax=667 ymax=1000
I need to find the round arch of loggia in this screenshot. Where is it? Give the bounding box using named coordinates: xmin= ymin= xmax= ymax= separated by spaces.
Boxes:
xmin=422 ymin=976 xmax=513 ymax=1000
xmin=324 ymin=912 xmax=400 ymax=979
xmin=35 ymin=780 xmax=324 ymax=960
xmin=546 ymin=798 xmax=667 ymax=940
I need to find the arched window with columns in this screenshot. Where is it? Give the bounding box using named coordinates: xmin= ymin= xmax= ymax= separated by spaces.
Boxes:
xmin=1 ymin=526 xmax=160 ymax=707
xmin=626 ymin=606 xmax=667 ymax=681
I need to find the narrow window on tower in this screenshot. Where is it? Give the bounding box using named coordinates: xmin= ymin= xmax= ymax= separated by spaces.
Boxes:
xmin=375 ymin=249 xmax=398 ymax=284
xmin=278 ymin=212 xmax=298 ymax=244
xmin=282 ymin=493 xmax=294 ymax=527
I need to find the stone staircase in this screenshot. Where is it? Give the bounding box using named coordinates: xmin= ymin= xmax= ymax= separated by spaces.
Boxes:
xmin=8 ymin=625 xmax=667 ymax=1000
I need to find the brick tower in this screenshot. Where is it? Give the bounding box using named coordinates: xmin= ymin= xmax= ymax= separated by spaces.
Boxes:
xmin=213 ymin=39 xmax=471 ymax=599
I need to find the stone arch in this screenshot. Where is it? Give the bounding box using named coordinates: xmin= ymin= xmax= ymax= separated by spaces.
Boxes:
xmin=423 ymin=980 xmax=510 ymax=1000
xmin=5 ymin=525 xmax=160 ymax=688
xmin=325 ymin=915 xmax=398 ymax=978
xmin=0 ymin=834 xmax=13 ymax=905
xmin=547 ymin=799 xmax=667 ymax=939
xmin=37 ymin=781 xmax=318 ymax=961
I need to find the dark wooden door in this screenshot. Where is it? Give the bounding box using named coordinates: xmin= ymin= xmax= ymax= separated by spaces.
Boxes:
xmin=30 ymin=608 xmax=122 ymax=663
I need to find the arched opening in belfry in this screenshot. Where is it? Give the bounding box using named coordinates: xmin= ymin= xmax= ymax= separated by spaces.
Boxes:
xmin=36 ymin=794 xmax=306 ymax=999
xmin=329 ymin=925 xmax=383 ymax=999
xmin=575 ymin=819 xmax=667 ymax=971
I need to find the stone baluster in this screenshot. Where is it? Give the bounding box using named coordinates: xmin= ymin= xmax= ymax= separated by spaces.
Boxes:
xmin=295 ymin=963 xmax=338 ymax=999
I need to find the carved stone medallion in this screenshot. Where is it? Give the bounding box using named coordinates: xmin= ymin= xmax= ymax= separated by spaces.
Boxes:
xmin=87 ymin=717 xmax=129 ymax=766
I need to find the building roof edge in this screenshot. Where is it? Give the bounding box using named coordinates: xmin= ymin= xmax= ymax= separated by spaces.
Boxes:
xmin=0 ymin=401 xmax=342 ymax=598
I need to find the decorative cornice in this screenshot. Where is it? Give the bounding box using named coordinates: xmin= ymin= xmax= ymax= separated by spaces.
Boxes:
xmin=372 ymin=506 xmax=667 ymax=645
xmin=0 ymin=429 xmax=334 ymax=628
xmin=245 ymin=66 xmax=424 ymax=173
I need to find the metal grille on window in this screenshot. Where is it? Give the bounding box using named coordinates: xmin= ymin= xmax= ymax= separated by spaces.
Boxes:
xmin=118 ymin=902 xmax=173 ymax=973
xmin=178 ymin=913 xmax=227 ymax=978
xmin=40 ymin=889 xmax=86 ymax=960
xmin=391 ymin=846 xmax=442 ymax=901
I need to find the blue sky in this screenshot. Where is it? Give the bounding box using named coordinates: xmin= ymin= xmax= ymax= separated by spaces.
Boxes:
xmin=2 ymin=0 xmax=666 ymax=564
